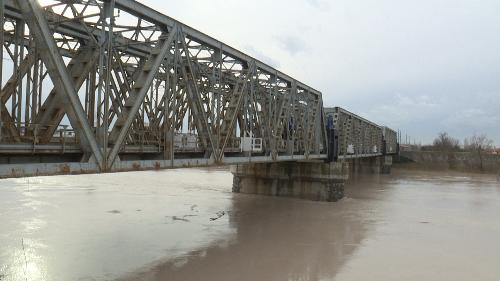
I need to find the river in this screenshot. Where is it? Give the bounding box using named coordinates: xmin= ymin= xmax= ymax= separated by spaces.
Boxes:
xmin=0 ymin=168 xmax=499 ymax=281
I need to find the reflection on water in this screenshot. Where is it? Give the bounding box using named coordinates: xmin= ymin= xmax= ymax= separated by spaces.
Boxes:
xmin=1 ymin=168 xmax=499 ymax=281
xmin=118 ymin=191 xmax=371 ymax=281
xmin=0 ymin=169 xmax=236 ymax=281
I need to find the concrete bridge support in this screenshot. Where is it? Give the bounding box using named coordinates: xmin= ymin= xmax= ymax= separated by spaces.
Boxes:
xmin=381 ymin=156 xmax=393 ymax=174
xmin=230 ymin=156 xmax=392 ymax=202
xmin=348 ymin=156 xmax=392 ymax=175
xmin=230 ymin=161 xmax=349 ymax=202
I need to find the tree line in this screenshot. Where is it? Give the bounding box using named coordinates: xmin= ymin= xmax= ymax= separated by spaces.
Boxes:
xmin=423 ymin=132 xmax=494 ymax=153
xmin=421 ymin=132 xmax=496 ymax=171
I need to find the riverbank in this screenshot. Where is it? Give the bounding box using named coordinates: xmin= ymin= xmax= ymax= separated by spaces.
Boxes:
xmin=397 ymin=151 xmax=500 ymax=174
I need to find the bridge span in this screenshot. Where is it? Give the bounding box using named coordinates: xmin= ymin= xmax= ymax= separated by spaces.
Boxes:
xmin=0 ymin=0 xmax=397 ymax=184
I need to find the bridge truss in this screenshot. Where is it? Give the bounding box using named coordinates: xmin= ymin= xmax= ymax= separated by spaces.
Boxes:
xmin=0 ymin=0 xmax=327 ymax=177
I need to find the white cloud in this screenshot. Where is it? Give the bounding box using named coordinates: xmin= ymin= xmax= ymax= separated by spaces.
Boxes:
xmin=243 ymin=45 xmax=281 ymax=68
xmin=304 ymin=0 xmax=331 ymax=10
xmin=275 ymin=35 xmax=307 ymax=55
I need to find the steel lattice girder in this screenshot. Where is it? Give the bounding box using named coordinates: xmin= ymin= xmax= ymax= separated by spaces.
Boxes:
xmin=325 ymin=107 xmax=383 ymax=157
xmin=1 ymin=0 xmax=328 ymax=174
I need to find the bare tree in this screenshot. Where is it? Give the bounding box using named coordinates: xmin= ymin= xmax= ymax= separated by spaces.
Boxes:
xmin=433 ymin=132 xmax=460 ymax=151
xmin=465 ymin=134 xmax=494 ymax=171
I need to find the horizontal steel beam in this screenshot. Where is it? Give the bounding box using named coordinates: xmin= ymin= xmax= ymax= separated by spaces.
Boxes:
xmin=0 ymin=153 xmax=329 ymax=178
xmin=338 ymin=153 xmax=383 ymax=159
xmin=325 ymin=107 xmax=382 ymax=129
xmin=109 ymin=0 xmax=321 ymax=96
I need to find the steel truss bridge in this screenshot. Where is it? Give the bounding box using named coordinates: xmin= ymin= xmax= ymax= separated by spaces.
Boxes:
xmin=0 ymin=0 xmax=396 ymax=178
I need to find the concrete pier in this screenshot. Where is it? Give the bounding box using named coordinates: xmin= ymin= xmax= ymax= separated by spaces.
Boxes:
xmin=230 ymin=161 xmax=348 ymax=202
xmin=349 ymin=156 xmax=392 ymax=175
xmin=231 ymin=156 xmax=392 ymax=202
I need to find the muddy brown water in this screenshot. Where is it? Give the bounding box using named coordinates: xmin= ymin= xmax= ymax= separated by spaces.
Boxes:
xmin=0 ymin=168 xmax=499 ymax=281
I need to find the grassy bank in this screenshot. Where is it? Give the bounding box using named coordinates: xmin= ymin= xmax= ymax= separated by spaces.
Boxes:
xmin=395 ymin=151 xmax=500 ymax=174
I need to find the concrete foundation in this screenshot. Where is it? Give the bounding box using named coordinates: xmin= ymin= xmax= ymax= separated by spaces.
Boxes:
xmin=349 ymin=156 xmax=392 ymax=175
xmin=231 ymin=156 xmax=392 ymax=202
xmin=231 ymin=161 xmax=348 ymax=202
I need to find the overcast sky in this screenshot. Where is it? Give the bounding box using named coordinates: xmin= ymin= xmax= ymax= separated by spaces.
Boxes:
xmin=140 ymin=0 xmax=500 ymax=145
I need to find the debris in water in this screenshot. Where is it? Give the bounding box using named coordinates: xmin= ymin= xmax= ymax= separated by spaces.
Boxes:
xmin=210 ymin=211 xmax=225 ymax=221
xmin=165 ymin=213 xmax=198 ymax=223
xmin=171 ymin=216 xmax=189 ymax=222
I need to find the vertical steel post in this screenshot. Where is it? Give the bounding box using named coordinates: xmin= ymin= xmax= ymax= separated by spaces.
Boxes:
xmin=242 ymin=64 xmax=248 ymax=139
xmin=25 ymin=38 xmax=33 ymax=125
xmin=249 ymin=61 xmax=256 ymax=160
xmin=103 ymin=0 xmax=115 ymax=170
xmin=97 ymin=2 xmax=106 ymax=140
xmin=171 ymin=48 xmax=178 ymax=166
xmin=269 ymin=73 xmax=277 ymax=154
xmin=169 ymin=79 xmax=174 ymax=165
xmin=31 ymin=53 xmax=39 ymax=124
xmin=163 ymin=73 xmax=169 ymax=160
xmin=37 ymin=63 xmax=43 ymax=113
xmin=15 ymin=20 xmax=24 ymax=131
xmin=0 ymin=0 xmax=4 ymax=141
xmin=289 ymin=80 xmax=297 ymax=156
xmin=88 ymin=65 xmax=96 ymax=126
xmin=216 ymin=43 xmax=223 ymax=151
xmin=12 ymin=19 xmax=20 ymax=129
